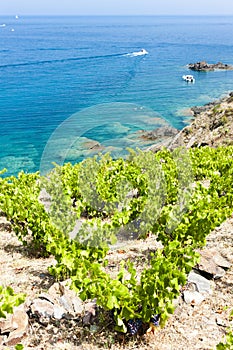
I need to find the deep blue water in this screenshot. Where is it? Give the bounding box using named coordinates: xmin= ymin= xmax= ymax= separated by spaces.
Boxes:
xmin=0 ymin=16 xmax=233 ymax=175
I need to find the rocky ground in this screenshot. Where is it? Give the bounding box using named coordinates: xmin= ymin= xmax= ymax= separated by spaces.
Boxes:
xmin=1 ymin=92 xmax=233 ymax=349
xmin=0 ymin=214 xmax=233 ymax=350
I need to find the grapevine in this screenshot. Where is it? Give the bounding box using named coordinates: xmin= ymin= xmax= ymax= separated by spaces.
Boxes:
xmin=0 ymin=146 xmax=233 ymax=333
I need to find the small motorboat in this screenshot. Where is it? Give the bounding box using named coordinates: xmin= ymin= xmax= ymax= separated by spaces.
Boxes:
xmin=182 ymin=74 xmax=195 ymax=83
xmin=125 ymin=49 xmax=148 ymax=57
xmin=139 ymin=49 xmax=148 ymax=55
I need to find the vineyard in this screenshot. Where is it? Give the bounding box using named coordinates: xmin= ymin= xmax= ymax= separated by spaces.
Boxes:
xmin=1 ymin=145 xmax=233 ymax=347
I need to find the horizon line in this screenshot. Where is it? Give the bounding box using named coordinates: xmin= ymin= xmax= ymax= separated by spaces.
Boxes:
xmin=1 ymin=14 xmax=233 ymax=17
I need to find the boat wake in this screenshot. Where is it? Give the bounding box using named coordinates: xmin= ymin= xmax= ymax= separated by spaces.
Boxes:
xmin=0 ymin=50 xmax=148 ymax=70
xmin=0 ymin=53 xmax=126 ymax=70
xmin=125 ymin=49 xmax=149 ymax=57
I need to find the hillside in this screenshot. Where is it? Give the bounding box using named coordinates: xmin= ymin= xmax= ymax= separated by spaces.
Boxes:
xmin=1 ymin=93 xmax=233 ymax=350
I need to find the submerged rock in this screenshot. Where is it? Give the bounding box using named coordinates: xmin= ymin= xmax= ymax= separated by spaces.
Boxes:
xmin=140 ymin=126 xmax=178 ymax=141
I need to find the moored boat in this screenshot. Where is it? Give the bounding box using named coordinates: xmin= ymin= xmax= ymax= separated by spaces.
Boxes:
xmin=182 ymin=74 xmax=195 ymax=83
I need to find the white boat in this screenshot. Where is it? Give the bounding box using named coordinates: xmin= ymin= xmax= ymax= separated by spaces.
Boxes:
xmin=125 ymin=48 xmax=148 ymax=57
xmin=139 ymin=49 xmax=148 ymax=55
xmin=182 ymin=74 xmax=195 ymax=83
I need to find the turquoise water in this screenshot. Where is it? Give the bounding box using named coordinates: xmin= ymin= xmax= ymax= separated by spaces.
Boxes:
xmin=0 ymin=15 xmax=233 ymax=175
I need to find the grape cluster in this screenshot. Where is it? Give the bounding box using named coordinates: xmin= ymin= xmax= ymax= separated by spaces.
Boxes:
xmin=127 ymin=319 xmax=143 ymax=335
xmin=150 ymin=314 xmax=160 ymax=326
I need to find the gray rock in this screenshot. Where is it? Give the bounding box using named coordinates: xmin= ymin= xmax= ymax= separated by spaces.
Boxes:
xmin=32 ymin=281 xmax=85 ymax=320
xmin=30 ymin=297 xmax=67 ymax=320
xmin=72 ymin=297 xmax=84 ymax=315
xmin=196 ymin=249 xmax=230 ymax=279
xmin=59 ymin=295 xmax=74 ymax=314
xmin=216 ymin=317 xmax=227 ymax=327
xmin=188 ymin=271 xmax=211 ymax=294
xmin=213 ymin=267 xmax=226 ymax=279
xmin=191 ymin=103 xmax=216 ymax=116
xmin=183 ymin=291 xmax=205 ymax=305
xmin=0 ymin=314 xmax=16 ymax=333
xmin=82 ymin=301 xmax=97 ymax=325
xmin=57 ymin=283 xmax=84 ymax=315
xmin=197 ymin=256 xmax=225 ymax=279
xmin=4 ymin=309 xmax=28 ymax=346
xmin=30 ymin=298 xmax=55 ymax=318
xmin=47 ymin=281 xmax=64 ymax=297
xmin=53 ymin=305 xmax=65 ymax=320
xmin=188 ymin=61 xmax=233 ymax=72
xmin=183 ymin=282 xmax=197 ymax=292
xmin=212 ymin=251 xmax=231 ymax=269
xmin=38 ymin=292 xmax=56 ymax=305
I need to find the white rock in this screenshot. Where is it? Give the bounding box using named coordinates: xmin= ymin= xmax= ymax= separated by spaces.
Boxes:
xmin=183 ymin=291 xmax=205 ymax=305
xmin=53 ymin=305 xmax=65 ymax=320
xmin=216 ymin=317 xmax=227 ymax=327
xmin=188 ymin=271 xmax=211 ymax=294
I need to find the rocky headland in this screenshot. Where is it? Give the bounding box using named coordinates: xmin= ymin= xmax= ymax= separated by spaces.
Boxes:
xmin=168 ymin=92 xmax=233 ymax=149
xmin=188 ymin=61 xmax=233 ymax=72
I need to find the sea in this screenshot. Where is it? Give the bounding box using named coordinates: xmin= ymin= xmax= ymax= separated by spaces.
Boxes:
xmin=0 ymin=15 xmax=233 ymax=176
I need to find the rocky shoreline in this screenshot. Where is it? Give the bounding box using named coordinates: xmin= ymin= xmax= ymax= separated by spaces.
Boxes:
xmin=145 ymin=92 xmax=233 ymax=153
xmin=167 ymin=92 xmax=233 ymax=149
xmin=190 ymin=92 xmax=233 ymax=116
